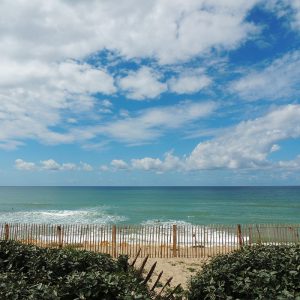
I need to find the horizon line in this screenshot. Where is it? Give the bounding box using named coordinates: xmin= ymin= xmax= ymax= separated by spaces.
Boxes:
xmin=0 ymin=185 xmax=299 ymax=188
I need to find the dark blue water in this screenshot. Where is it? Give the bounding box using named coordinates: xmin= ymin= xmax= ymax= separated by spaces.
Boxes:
xmin=0 ymin=186 xmax=299 ymax=224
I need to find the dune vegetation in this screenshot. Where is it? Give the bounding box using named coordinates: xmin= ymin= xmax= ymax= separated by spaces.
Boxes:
xmin=188 ymin=245 xmax=300 ymax=299
xmin=1 ymin=241 xmax=299 ymax=299
xmin=0 ymin=240 xmax=151 ymax=300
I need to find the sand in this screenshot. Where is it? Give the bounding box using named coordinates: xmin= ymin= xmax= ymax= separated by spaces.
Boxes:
xmin=134 ymin=257 xmax=210 ymax=289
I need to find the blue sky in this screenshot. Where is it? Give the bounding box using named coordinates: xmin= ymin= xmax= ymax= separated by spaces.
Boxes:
xmin=0 ymin=0 xmax=300 ymax=186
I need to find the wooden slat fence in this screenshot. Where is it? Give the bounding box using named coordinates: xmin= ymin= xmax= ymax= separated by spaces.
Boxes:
xmin=0 ymin=223 xmax=299 ymax=258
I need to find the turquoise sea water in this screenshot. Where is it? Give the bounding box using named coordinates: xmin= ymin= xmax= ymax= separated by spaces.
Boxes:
xmin=0 ymin=187 xmax=299 ymax=225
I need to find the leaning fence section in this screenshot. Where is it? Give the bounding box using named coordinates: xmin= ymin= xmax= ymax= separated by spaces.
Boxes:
xmin=0 ymin=223 xmax=299 ymax=258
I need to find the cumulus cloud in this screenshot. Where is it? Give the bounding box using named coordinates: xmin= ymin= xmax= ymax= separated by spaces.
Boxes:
xmin=111 ymin=159 xmax=129 ymax=170
xmin=0 ymin=0 xmax=260 ymax=148
xmin=278 ymin=155 xmax=300 ymax=170
xmin=131 ymin=157 xmax=162 ymax=171
xmin=109 ymin=153 xmax=182 ymax=173
xmin=186 ymin=104 xmax=300 ymax=170
xmin=15 ymin=159 xmax=95 ymax=171
xmin=80 ymin=162 xmax=93 ymax=172
xmin=0 ymin=0 xmax=258 ymax=64
xmin=270 ymin=144 xmax=280 ymax=152
xmin=131 ymin=152 xmax=183 ymax=172
xmin=15 ymin=159 xmax=36 ymax=171
xmin=0 ymin=60 xmax=116 ymax=148
xmin=118 ymin=104 xmax=300 ymax=172
xmin=168 ymin=70 xmax=212 ymax=94
xmin=119 ymin=67 xmax=167 ymax=100
xmin=61 ymin=163 xmax=77 ymax=171
xmin=98 ymin=99 xmax=113 ymax=114
xmin=40 ymin=159 xmax=62 ymax=171
xmin=102 ymin=99 xmax=113 ymax=108
xmin=230 ymin=51 xmax=300 ymax=101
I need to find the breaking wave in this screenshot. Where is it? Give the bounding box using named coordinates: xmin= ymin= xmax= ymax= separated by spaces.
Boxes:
xmin=0 ymin=207 xmax=127 ymax=224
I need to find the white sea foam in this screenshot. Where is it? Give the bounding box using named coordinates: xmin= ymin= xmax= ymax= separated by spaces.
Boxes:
xmin=0 ymin=207 xmax=127 ymax=224
xmin=141 ymin=219 xmax=192 ymax=226
xmin=114 ymin=220 xmax=242 ymax=246
xmin=139 ymin=220 xmax=242 ymax=246
xmin=41 ymin=211 xmax=80 ymax=217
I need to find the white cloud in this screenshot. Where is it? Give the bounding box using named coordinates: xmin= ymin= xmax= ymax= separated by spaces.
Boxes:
xmin=82 ymin=141 xmax=110 ymax=152
xmin=186 ymin=104 xmax=300 ymax=170
xmin=131 ymin=152 xmax=182 ymax=172
xmin=111 ymin=155 xmax=182 ymax=172
xmin=0 ymin=0 xmax=259 ymax=148
xmin=270 ymin=144 xmax=280 ymax=152
xmin=100 ymin=165 xmax=109 ymax=172
xmin=98 ymin=99 xmax=113 ymax=114
xmin=265 ymin=0 xmax=300 ymax=30
xmin=119 ymin=104 xmax=300 ymax=172
xmin=55 ymin=61 xmax=116 ymax=95
xmin=111 ymin=159 xmax=129 ymax=170
xmin=278 ymin=155 xmax=300 ymax=170
xmin=0 ymin=60 xmax=115 ymax=96
xmin=168 ymin=70 xmax=212 ymax=94
xmin=15 ymin=159 xmax=36 ymax=171
xmin=131 ymin=157 xmax=162 ymax=171
xmin=230 ymin=51 xmax=300 ymax=101
xmin=0 ymin=1 xmax=259 ymax=64
xmin=0 ymin=141 xmax=24 ymax=151
xmin=15 ymin=159 xmax=95 ymax=172
xmin=102 ymin=99 xmax=113 ymax=108
xmin=80 ymin=162 xmax=93 ymax=172
xmin=40 ymin=159 xmax=62 ymax=171
xmin=119 ymin=67 xmax=167 ymax=100
xmin=0 ymin=60 xmax=116 ymax=148
xmin=61 ymin=163 xmax=77 ymax=171
xmin=98 ymin=101 xmax=217 ymax=143
xmin=291 ymin=1 xmax=300 ymax=29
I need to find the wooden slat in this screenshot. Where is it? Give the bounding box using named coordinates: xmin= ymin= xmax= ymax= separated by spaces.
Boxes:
xmin=1 ymin=223 xmax=300 ymax=258
xmin=151 ymin=271 xmax=163 ymax=292
xmin=138 ymin=255 xmax=149 ymax=276
xmin=143 ymin=262 xmax=157 ymax=284
xmin=4 ymin=223 xmax=9 ymax=240
xmin=156 ymin=277 xmax=173 ymax=299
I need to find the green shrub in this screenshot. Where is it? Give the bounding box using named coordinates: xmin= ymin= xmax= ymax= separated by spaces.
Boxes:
xmin=0 ymin=240 xmax=151 ymax=300
xmin=188 ymin=245 xmax=300 ymax=300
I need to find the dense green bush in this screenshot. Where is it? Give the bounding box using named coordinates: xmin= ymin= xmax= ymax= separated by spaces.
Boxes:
xmin=0 ymin=240 xmax=151 ymax=300
xmin=188 ymin=245 xmax=300 ymax=299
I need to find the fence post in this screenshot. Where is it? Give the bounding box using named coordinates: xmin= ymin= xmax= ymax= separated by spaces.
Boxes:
xmin=5 ymin=223 xmax=9 ymax=241
xmin=112 ymin=225 xmax=117 ymax=258
xmin=57 ymin=225 xmax=63 ymax=249
xmin=237 ymin=224 xmax=243 ymax=248
xmin=172 ymin=225 xmax=177 ymax=257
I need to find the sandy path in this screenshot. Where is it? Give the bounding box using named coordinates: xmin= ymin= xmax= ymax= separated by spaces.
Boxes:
xmin=134 ymin=257 xmax=210 ymax=289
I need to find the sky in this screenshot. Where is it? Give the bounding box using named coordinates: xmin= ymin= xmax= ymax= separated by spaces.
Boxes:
xmin=0 ymin=0 xmax=300 ymax=186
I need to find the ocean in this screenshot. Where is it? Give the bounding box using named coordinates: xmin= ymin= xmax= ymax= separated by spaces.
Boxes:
xmin=0 ymin=186 xmax=299 ymax=225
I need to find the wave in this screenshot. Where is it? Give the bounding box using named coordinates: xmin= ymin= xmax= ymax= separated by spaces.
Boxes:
xmin=141 ymin=219 xmax=192 ymax=226
xmin=139 ymin=221 xmax=242 ymax=246
xmin=0 ymin=207 xmax=127 ymax=224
